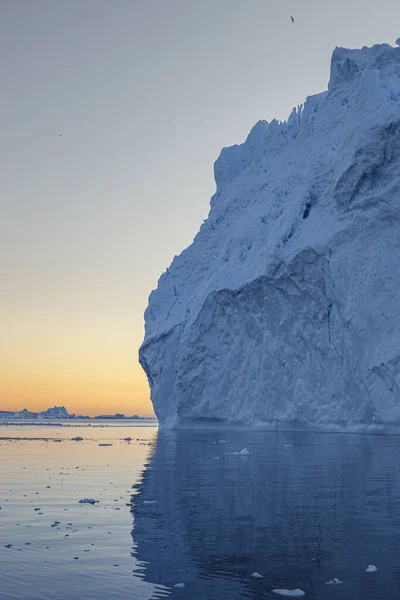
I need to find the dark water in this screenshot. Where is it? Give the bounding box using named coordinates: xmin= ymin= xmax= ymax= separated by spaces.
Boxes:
xmin=132 ymin=430 xmax=400 ymax=599
xmin=2 ymin=427 xmax=400 ymax=599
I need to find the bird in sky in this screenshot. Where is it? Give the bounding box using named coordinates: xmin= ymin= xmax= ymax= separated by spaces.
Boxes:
xmin=290 ymin=15 xmax=295 ymax=23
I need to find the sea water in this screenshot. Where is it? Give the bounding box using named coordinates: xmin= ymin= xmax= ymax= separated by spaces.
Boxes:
xmin=1 ymin=424 xmax=400 ymax=599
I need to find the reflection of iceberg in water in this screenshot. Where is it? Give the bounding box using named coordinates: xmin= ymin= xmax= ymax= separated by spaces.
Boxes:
xmin=132 ymin=430 xmax=400 ymax=599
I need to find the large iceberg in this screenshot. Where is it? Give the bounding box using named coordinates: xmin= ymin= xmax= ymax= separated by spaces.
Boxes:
xmin=139 ymin=41 xmax=400 ymax=430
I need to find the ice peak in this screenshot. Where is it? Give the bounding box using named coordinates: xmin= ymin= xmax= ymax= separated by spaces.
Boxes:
xmin=328 ymin=42 xmax=400 ymax=90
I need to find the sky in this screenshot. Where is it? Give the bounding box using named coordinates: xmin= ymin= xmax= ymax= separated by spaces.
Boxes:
xmin=1 ymin=0 xmax=400 ymax=417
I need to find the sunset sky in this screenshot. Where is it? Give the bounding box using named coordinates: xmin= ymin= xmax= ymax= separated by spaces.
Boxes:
xmin=2 ymin=0 xmax=400 ymax=416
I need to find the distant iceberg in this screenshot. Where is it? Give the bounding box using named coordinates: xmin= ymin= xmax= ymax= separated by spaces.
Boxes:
xmin=140 ymin=40 xmax=400 ymax=431
xmin=0 ymin=406 xmax=75 ymax=420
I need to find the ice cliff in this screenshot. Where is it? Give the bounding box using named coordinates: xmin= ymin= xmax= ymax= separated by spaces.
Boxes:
xmin=140 ymin=41 xmax=400 ymax=430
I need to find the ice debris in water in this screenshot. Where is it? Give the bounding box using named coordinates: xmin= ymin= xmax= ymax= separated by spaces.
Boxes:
xmin=272 ymin=590 xmax=305 ymax=597
xmin=325 ymin=578 xmax=343 ymax=584
xmin=78 ymin=499 xmax=99 ymax=505
xmin=143 ymin=500 xmax=157 ymax=504
xmin=225 ymin=447 xmax=251 ymax=456
xmin=251 ymin=572 xmax=263 ymax=578
xmin=239 ymin=448 xmax=251 ymax=456
xmin=173 ymin=583 xmax=185 ymax=588
xmin=365 ymin=565 xmax=377 ymax=572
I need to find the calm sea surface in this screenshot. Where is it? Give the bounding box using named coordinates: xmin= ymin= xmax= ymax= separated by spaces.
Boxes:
xmin=1 ymin=422 xmax=400 ymax=599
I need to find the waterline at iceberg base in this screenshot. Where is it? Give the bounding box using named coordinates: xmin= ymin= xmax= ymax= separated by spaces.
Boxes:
xmin=140 ymin=40 xmax=400 ymax=431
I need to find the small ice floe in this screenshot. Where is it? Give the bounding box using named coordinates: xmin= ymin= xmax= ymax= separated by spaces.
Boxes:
xmin=78 ymin=499 xmax=99 ymax=505
xmin=325 ymin=578 xmax=343 ymax=585
xmin=143 ymin=500 xmax=157 ymax=505
xmin=272 ymin=589 xmax=305 ymax=597
xmin=98 ymin=443 xmax=113 ymax=446
xmin=212 ymin=456 xmax=221 ymax=460
xmin=225 ymin=448 xmax=251 ymax=456
xmin=251 ymin=572 xmax=263 ymax=578
xmin=50 ymin=521 xmax=61 ymax=527
xmin=365 ymin=565 xmax=377 ymax=573
xmin=123 ymin=437 xmax=132 ymax=441
xmin=72 ymin=437 xmax=83 ymax=441
xmin=173 ymin=583 xmax=185 ymax=588
xmin=217 ymin=440 xmax=226 ymax=444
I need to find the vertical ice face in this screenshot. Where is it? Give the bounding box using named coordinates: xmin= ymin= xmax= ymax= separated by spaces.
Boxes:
xmin=140 ymin=41 xmax=400 ymax=430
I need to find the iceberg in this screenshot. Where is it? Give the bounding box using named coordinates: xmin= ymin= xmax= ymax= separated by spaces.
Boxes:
xmin=140 ymin=40 xmax=400 ymax=430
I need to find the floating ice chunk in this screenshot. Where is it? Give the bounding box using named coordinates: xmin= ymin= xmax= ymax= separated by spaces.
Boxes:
xmin=365 ymin=565 xmax=377 ymax=573
xmin=212 ymin=456 xmax=221 ymax=460
xmin=226 ymin=448 xmax=251 ymax=456
xmin=272 ymin=590 xmax=305 ymax=597
xmin=72 ymin=436 xmax=83 ymax=441
xmin=325 ymin=578 xmax=343 ymax=584
xmin=173 ymin=582 xmax=185 ymax=588
xmin=217 ymin=440 xmax=226 ymax=444
xmin=143 ymin=500 xmax=157 ymax=504
xmin=252 ymin=572 xmax=263 ymax=578
xmin=78 ymin=498 xmax=99 ymax=505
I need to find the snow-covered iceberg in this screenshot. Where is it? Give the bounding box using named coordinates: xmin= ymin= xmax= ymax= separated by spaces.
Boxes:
xmin=140 ymin=41 xmax=400 ymax=430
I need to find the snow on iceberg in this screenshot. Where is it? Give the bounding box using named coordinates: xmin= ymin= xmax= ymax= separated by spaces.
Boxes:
xmin=140 ymin=40 xmax=400 ymax=431
xmin=365 ymin=564 xmax=378 ymax=572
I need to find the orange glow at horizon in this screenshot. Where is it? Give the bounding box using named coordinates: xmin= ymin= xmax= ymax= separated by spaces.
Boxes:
xmin=1 ymin=368 xmax=153 ymax=417
xmin=1 ymin=312 xmax=155 ymax=417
